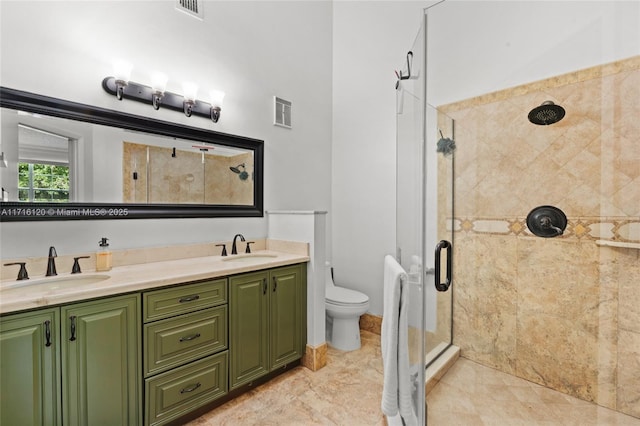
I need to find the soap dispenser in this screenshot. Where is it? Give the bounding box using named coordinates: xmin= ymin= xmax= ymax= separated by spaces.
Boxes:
xmin=96 ymin=237 xmax=113 ymax=272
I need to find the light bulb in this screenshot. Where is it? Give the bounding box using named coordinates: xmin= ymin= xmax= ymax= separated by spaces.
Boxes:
xmin=209 ymin=90 xmax=225 ymax=109
xmin=150 ymin=71 xmax=168 ymax=94
xmin=182 ymin=82 xmax=198 ymax=102
xmin=113 ymin=60 xmax=132 ymax=83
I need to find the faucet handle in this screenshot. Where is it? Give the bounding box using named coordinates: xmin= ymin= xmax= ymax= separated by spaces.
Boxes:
xmin=245 ymin=242 xmax=255 ymax=254
xmin=72 ymin=256 xmax=91 ymax=274
xmin=216 ymin=244 xmax=228 ymax=257
xmin=4 ymin=262 xmax=29 ymax=280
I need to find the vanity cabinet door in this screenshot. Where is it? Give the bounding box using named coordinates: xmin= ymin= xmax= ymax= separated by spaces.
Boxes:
xmin=229 ymin=271 xmax=269 ymax=389
xmin=229 ymin=264 xmax=307 ymax=389
xmin=0 ymin=308 xmax=61 ymax=426
xmin=61 ymin=294 xmax=141 ymax=426
xmin=270 ymin=264 xmax=305 ymax=370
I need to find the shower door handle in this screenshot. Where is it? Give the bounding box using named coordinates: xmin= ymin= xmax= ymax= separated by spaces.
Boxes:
xmin=434 ymin=240 xmax=452 ymax=292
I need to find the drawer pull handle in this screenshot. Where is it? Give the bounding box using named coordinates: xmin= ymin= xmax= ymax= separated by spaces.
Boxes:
xmin=69 ymin=316 xmax=77 ymax=342
xmin=179 ymin=333 xmax=201 ymax=342
xmin=179 ymin=295 xmax=200 ymax=303
xmin=180 ymin=382 xmax=201 ymax=394
xmin=44 ymin=320 xmax=52 ymax=347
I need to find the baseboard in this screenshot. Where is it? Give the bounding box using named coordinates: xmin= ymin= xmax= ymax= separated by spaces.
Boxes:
xmin=301 ymin=342 xmax=328 ymax=371
xmin=359 ymin=313 xmax=382 ymax=335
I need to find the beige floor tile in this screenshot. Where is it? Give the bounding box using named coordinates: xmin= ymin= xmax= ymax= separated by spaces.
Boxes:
xmin=188 ymin=331 xmax=640 ymax=425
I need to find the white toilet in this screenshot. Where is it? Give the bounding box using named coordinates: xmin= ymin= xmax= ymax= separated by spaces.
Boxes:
xmin=325 ymin=262 xmax=370 ymax=351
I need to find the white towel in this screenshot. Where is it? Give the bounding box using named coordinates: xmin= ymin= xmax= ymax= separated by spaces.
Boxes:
xmin=381 ymin=255 xmax=417 ymax=425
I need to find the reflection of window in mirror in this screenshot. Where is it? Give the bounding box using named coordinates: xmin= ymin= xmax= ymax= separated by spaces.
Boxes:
xmin=17 ymin=124 xmax=78 ymax=202
xmin=18 ymin=162 xmax=69 ymax=202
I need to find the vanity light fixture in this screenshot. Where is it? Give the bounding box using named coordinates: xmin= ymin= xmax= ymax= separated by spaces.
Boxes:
xmin=150 ymin=71 xmax=168 ymax=110
xmin=102 ymin=64 xmax=225 ymax=123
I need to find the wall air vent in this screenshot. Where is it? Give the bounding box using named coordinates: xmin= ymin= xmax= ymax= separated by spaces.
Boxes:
xmin=176 ymin=0 xmax=204 ymax=20
xmin=274 ymin=97 xmax=292 ymax=129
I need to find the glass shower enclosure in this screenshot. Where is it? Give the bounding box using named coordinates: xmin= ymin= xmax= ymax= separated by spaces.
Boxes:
xmin=397 ymin=1 xmax=640 ymax=422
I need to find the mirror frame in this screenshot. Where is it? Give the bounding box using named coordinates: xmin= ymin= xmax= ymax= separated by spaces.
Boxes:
xmin=0 ymin=87 xmax=264 ymax=221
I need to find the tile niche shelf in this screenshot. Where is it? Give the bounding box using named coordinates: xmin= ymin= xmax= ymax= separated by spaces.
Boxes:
xmin=595 ymin=240 xmax=640 ymax=250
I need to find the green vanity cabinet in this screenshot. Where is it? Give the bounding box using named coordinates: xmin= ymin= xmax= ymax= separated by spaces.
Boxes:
xmin=0 ymin=262 xmax=305 ymax=426
xmin=0 ymin=293 xmax=140 ymax=426
xmin=61 ymin=294 xmax=141 ymax=426
xmin=0 ymin=308 xmax=61 ymax=426
xmin=230 ymin=264 xmax=306 ymax=389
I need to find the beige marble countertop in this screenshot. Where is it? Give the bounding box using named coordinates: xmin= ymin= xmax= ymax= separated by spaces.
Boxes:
xmin=0 ymin=250 xmax=309 ymax=315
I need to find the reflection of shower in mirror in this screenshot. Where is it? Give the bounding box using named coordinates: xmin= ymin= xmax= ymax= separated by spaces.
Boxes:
xmin=229 ymin=163 xmax=249 ymax=180
xmin=229 ymin=163 xmax=245 ymax=174
xmin=230 ymin=163 xmax=250 ymax=180
xmin=193 ymin=144 xmax=213 ymax=164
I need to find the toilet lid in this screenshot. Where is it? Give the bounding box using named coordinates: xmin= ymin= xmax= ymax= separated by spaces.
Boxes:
xmin=326 ymin=286 xmax=369 ymax=304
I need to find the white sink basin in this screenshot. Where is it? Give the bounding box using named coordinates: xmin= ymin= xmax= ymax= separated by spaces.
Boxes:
xmin=1 ymin=274 xmax=110 ymax=292
xmin=222 ymin=253 xmax=278 ymax=263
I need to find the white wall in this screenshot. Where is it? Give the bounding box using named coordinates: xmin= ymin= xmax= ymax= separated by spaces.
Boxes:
xmin=332 ymin=1 xmax=430 ymax=315
xmin=426 ymin=1 xmax=640 ymax=106
xmin=0 ymin=1 xmax=333 ymax=258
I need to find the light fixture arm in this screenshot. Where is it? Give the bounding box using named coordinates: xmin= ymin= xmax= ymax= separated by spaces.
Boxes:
xmin=184 ymin=99 xmax=195 ymax=117
xmin=102 ymin=77 xmax=221 ymax=122
xmin=211 ymin=106 xmax=221 ymax=123
xmin=152 ymin=91 xmax=163 ymax=110
xmin=115 ymin=80 xmax=127 ymax=101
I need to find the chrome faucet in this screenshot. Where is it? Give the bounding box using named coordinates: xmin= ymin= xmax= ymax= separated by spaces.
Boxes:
xmin=46 ymin=246 xmax=57 ymax=276
xmin=231 ymin=234 xmax=245 ymax=255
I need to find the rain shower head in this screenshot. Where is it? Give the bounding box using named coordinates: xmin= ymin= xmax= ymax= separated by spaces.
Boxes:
xmin=528 ymin=101 xmax=565 ymax=125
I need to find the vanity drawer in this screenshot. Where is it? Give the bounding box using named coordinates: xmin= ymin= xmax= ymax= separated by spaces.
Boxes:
xmin=144 ymin=306 xmax=228 ymax=377
xmin=145 ymin=351 xmax=228 ymax=426
xmin=143 ymin=279 xmax=227 ymax=322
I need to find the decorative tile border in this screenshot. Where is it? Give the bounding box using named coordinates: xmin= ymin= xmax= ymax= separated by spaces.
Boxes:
xmin=452 ymin=217 xmax=640 ymax=243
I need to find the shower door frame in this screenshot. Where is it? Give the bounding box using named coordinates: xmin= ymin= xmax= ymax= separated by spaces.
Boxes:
xmin=395 ymin=8 xmax=456 ymax=424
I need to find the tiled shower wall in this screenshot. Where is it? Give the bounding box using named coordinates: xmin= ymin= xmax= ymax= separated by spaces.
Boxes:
xmin=442 ymin=56 xmax=640 ymax=418
xmin=123 ymin=142 xmax=253 ymax=205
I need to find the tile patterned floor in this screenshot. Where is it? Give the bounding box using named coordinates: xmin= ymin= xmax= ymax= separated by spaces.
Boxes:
xmin=188 ymin=331 xmax=640 ymax=425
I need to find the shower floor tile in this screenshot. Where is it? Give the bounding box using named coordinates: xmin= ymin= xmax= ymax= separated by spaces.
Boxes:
xmin=187 ymin=331 xmax=640 ymax=425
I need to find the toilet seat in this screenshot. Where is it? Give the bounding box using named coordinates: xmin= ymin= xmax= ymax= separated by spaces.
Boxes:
xmin=326 ymin=286 xmax=369 ymax=305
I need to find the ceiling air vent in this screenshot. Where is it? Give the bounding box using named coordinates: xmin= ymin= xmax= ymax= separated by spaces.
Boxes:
xmin=176 ymin=0 xmax=204 ymax=20
xmin=274 ymin=97 xmax=292 ymax=129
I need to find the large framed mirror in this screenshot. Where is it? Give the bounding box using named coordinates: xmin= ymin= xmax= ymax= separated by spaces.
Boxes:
xmin=0 ymin=87 xmax=263 ymax=221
